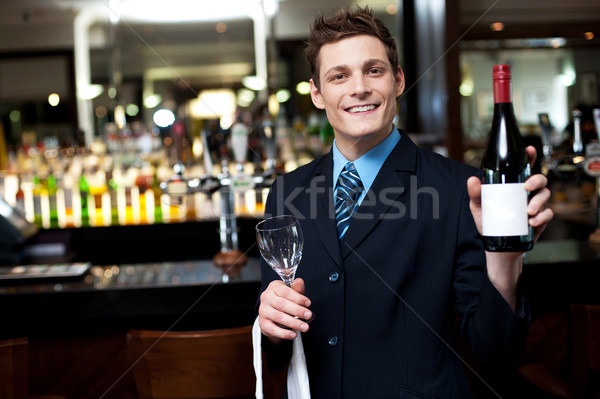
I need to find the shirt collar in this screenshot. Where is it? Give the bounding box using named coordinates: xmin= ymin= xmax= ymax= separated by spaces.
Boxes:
xmin=332 ymin=126 xmax=401 ymax=193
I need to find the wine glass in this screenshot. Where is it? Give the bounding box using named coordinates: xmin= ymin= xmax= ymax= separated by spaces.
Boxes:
xmin=256 ymin=215 xmax=303 ymax=288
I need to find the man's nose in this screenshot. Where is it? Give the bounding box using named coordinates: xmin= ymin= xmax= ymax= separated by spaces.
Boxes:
xmin=351 ymin=75 xmax=370 ymax=95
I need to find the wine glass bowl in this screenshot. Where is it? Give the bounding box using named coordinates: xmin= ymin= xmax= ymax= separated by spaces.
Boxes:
xmin=256 ymin=215 xmax=303 ymax=287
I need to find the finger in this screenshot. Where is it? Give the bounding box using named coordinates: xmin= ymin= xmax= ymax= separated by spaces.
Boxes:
xmin=258 ymin=317 xmax=298 ymax=340
xmin=272 ymin=283 xmax=311 ymax=308
xmin=529 ymin=207 xmax=554 ymax=229
xmin=525 ymin=174 xmax=548 ymax=192
xmin=261 ymin=285 xmax=313 ymax=321
xmin=527 ymin=187 xmax=552 ymax=215
xmin=526 ymin=146 xmax=538 ymax=165
xmin=259 ymin=304 xmax=310 ymax=337
xmin=466 ymin=176 xmax=482 ymax=204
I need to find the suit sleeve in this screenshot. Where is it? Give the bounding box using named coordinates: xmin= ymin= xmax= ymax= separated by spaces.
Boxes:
xmin=453 ymin=182 xmax=530 ymax=372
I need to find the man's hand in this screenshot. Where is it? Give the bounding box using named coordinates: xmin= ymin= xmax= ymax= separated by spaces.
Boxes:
xmin=258 ymin=278 xmax=312 ymax=343
xmin=466 ymin=146 xmax=554 ymax=244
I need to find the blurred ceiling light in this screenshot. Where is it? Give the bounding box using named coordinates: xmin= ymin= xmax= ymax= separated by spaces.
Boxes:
xmin=263 ymin=0 xmax=279 ymax=17
xmin=153 ymin=109 xmax=176 ymax=128
xmin=490 ymin=22 xmax=504 ymax=32
xmin=276 ymin=89 xmax=291 ymax=103
xmin=296 ymin=81 xmax=311 ymax=95
xmin=584 ymin=31 xmax=594 ymax=40
xmin=48 ymin=93 xmax=60 ymax=107
xmin=108 ymin=0 xmax=121 ymax=23
xmin=220 ymin=115 xmax=234 ymax=130
xmin=144 ymin=94 xmax=162 ymax=109
xmin=216 ymin=22 xmax=228 ymax=33
xmin=119 ymin=0 xmax=253 ymax=23
xmin=385 ymin=4 xmax=397 ymax=14
xmin=550 ymin=38 xmax=566 ymax=48
xmin=78 ymin=84 xmax=104 ymax=100
xmin=188 ymin=89 xmax=236 ymax=119
xmin=242 ymin=75 xmax=267 ymax=91
xmin=559 ymin=73 xmax=576 ymax=87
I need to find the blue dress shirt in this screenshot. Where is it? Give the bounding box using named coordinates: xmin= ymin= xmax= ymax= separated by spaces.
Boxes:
xmin=332 ymin=126 xmax=401 ymax=205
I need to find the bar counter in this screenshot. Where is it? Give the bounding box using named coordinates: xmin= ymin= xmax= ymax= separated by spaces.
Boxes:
xmin=0 ymin=217 xmax=598 ymax=398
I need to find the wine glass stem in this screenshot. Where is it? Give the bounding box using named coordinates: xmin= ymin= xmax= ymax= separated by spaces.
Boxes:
xmin=284 ymin=278 xmax=294 ymax=288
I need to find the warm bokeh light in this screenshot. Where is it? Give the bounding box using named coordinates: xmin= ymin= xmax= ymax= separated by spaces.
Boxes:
xmin=48 ymin=93 xmax=60 ymax=106
xmin=385 ymin=4 xmax=397 ymax=15
xmin=584 ymin=31 xmax=594 ymax=40
xmin=490 ymin=22 xmax=504 ymax=32
xmin=216 ymin=22 xmax=227 ymax=33
xmin=95 ymin=106 xmax=108 ymax=118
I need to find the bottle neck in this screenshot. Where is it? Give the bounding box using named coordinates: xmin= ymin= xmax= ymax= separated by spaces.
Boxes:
xmin=493 ymin=78 xmax=512 ymax=104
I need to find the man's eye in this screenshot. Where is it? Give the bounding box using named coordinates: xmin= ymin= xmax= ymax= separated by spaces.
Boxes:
xmin=332 ymin=74 xmax=344 ymax=80
xmin=368 ymin=68 xmax=382 ymax=75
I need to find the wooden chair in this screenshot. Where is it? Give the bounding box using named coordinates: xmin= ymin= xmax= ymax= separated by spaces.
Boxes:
xmin=126 ymin=326 xmax=255 ymax=399
xmin=0 ymin=337 xmax=66 ymax=399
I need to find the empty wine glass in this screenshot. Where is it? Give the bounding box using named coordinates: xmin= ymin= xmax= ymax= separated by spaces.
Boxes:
xmin=256 ymin=215 xmax=303 ymax=287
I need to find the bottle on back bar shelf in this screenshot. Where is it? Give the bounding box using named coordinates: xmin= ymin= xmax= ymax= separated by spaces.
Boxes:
xmin=481 ymin=64 xmax=534 ymax=252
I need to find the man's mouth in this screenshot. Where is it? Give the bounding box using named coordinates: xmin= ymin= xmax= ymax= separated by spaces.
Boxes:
xmin=345 ymin=104 xmax=377 ymax=113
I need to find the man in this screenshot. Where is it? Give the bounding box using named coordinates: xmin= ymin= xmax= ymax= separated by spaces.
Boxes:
xmin=257 ymin=5 xmax=553 ymax=398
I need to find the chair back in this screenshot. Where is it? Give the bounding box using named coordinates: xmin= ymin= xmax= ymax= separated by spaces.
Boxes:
xmin=126 ymin=326 xmax=255 ymax=399
xmin=0 ymin=337 xmax=28 ymax=399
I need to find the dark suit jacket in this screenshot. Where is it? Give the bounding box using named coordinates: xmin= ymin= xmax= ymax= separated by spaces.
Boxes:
xmin=260 ymin=133 xmax=530 ymax=399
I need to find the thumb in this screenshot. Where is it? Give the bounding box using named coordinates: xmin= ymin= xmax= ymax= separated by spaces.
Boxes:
xmin=292 ymin=278 xmax=306 ymax=295
xmin=466 ymin=176 xmax=482 ymax=204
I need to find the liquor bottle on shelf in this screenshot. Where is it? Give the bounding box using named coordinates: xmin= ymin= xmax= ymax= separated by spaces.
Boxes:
xmin=480 ymin=64 xmax=534 ymax=252
xmin=47 ymin=168 xmax=59 ymax=228
xmin=151 ymin=165 xmax=163 ymax=224
xmin=79 ymin=169 xmax=90 ymax=228
xmin=31 ymin=172 xmax=43 ymax=228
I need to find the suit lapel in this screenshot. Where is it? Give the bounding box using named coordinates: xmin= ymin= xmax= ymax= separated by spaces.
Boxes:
xmin=306 ymin=153 xmax=343 ymax=268
xmin=341 ymin=134 xmax=418 ymax=259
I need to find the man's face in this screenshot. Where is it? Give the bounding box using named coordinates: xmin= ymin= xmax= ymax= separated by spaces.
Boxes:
xmin=310 ymin=34 xmax=404 ymax=159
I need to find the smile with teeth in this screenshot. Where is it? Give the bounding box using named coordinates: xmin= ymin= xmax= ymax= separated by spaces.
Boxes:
xmin=346 ymin=104 xmax=377 ymax=113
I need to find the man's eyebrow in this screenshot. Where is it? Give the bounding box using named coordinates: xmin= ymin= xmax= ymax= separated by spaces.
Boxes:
xmin=363 ymin=58 xmax=387 ymax=68
xmin=323 ymin=59 xmax=388 ymax=76
xmin=323 ymin=64 xmax=350 ymax=76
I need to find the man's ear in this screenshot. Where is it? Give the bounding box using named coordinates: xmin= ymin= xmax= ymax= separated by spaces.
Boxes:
xmin=395 ymin=66 xmax=405 ymax=98
xmin=310 ymin=79 xmax=326 ymax=110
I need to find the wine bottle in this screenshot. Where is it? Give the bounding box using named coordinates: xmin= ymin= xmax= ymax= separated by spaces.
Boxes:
xmin=481 ymin=64 xmax=534 ymax=252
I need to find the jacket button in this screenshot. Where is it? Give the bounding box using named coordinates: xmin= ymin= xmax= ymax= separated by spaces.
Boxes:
xmin=328 ymin=271 xmax=339 ymax=283
xmin=328 ymin=335 xmax=338 ymax=346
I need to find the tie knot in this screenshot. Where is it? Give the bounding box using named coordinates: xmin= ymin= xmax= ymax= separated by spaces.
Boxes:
xmin=335 ymin=162 xmax=363 ymax=239
xmin=336 ymin=163 xmax=363 ymax=201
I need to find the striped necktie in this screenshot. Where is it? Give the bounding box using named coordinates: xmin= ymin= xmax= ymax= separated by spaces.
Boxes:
xmin=335 ymin=162 xmax=364 ymax=239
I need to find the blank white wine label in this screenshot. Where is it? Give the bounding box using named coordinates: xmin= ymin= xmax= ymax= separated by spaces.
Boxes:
xmin=481 ymin=183 xmax=528 ymax=236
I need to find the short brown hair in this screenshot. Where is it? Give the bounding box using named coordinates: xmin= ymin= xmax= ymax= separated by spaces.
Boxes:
xmin=304 ymin=5 xmax=399 ymax=89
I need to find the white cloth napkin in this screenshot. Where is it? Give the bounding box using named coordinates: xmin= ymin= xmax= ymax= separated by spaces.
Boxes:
xmin=252 ymin=316 xmax=311 ymax=399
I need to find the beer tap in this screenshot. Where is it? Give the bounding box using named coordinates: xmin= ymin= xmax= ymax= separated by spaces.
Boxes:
xmin=161 ymin=121 xmax=278 ymax=272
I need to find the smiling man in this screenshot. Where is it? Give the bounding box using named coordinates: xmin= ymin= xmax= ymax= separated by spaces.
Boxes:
xmin=257 ymin=5 xmax=553 ymax=398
